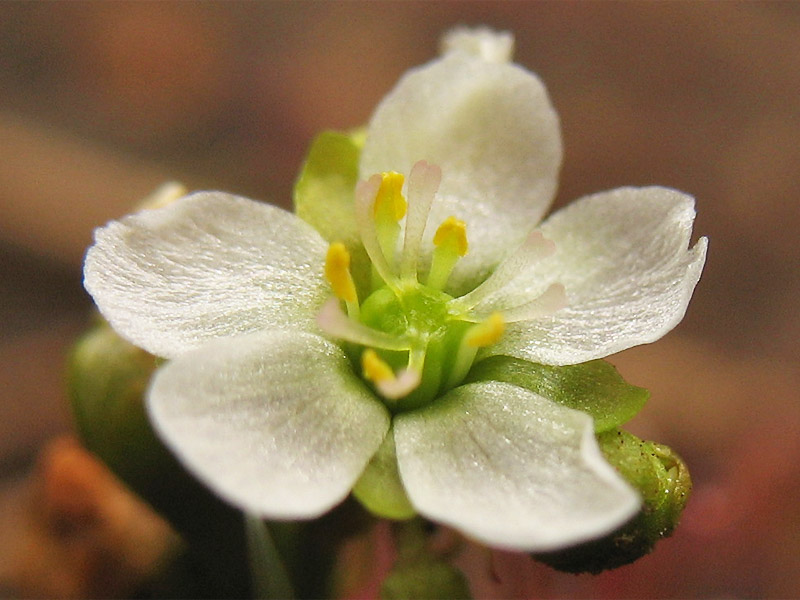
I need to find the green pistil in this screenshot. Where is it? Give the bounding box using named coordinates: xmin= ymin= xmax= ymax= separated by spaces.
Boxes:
xmin=329 ymin=163 xmax=535 ymax=411
xmin=357 ymin=283 xmax=483 ymax=412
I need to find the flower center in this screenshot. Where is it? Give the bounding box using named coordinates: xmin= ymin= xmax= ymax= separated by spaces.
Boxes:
xmin=317 ymin=160 xmax=566 ymax=412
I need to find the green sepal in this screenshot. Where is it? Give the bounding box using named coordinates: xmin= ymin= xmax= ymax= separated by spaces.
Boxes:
xmin=352 ymin=428 xmax=416 ymax=520
xmin=465 ymin=356 xmax=648 ymax=432
xmin=533 ymin=429 xmax=692 ymax=574
xmin=294 ymin=129 xmax=371 ymax=292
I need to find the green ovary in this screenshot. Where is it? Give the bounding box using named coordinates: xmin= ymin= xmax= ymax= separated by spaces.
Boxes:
xmin=358 ymin=284 xmax=472 ymax=412
xmin=318 ymin=163 xmax=515 ymax=411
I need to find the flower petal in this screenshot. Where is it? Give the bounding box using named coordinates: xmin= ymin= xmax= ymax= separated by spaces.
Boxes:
xmin=485 ymin=187 xmax=708 ymax=365
xmin=84 ymin=192 xmax=330 ymax=358
xmin=148 ymin=330 xmax=390 ymax=519
xmin=394 ymin=381 xmax=639 ymax=551
xmin=360 ymin=47 xmax=562 ymax=294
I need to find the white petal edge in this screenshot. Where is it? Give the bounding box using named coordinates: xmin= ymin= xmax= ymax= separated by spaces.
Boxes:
xmin=484 ymin=187 xmax=708 ymax=365
xmin=394 ymin=381 xmax=639 ymax=551
xmin=360 ymin=50 xmax=562 ymax=294
xmin=84 ymin=191 xmax=330 ymax=359
xmin=148 ymin=330 xmax=390 ymax=519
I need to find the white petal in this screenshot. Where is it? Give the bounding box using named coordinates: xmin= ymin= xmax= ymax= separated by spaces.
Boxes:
xmin=84 ymin=192 xmax=330 ymax=358
xmin=148 ymin=330 xmax=390 ymax=519
xmin=360 ymin=51 xmax=562 ymax=294
xmin=486 ymin=187 xmax=708 ymax=365
xmin=394 ymin=381 xmax=639 ymax=551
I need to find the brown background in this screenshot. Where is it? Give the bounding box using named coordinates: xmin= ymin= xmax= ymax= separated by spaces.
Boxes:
xmin=1 ymin=2 xmax=799 ymax=597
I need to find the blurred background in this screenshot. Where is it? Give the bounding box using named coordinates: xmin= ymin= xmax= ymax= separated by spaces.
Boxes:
xmin=1 ymin=2 xmax=798 ymax=597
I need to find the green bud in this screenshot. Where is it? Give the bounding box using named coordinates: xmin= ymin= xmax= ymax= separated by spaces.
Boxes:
xmin=381 ymin=560 xmax=472 ymax=600
xmin=533 ymin=429 xmax=691 ymax=574
xmin=67 ymin=318 xmax=163 ymax=491
xmin=67 ymin=318 xmax=252 ymax=597
xmin=380 ymin=520 xmax=472 ymax=600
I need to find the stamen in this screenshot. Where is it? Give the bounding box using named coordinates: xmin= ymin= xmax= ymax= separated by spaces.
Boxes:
xmin=427 ymin=216 xmax=468 ymax=290
xmin=362 ymin=349 xmax=395 ymax=383
xmin=137 ymin=181 xmax=188 ymax=210
xmin=374 ymin=172 xmax=406 ymax=275
xmin=355 ymin=175 xmax=399 ymax=290
xmin=464 ymin=312 xmax=505 ymax=348
xmin=445 ymin=312 xmax=505 ymax=389
xmin=362 ymin=349 xmax=422 ymax=400
xmin=317 ymin=298 xmax=410 ymax=351
xmin=450 ymin=230 xmax=555 ymax=311
xmin=399 ymin=161 xmax=441 ymax=281
xmin=324 ymin=242 xmax=359 ymax=317
xmin=492 ymin=283 xmax=567 ymax=323
xmin=374 ymin=172 xmax=407 ymax=221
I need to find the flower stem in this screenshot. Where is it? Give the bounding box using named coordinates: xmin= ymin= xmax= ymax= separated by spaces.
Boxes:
xmin=245 ymin=513 xmax=295 ymax=599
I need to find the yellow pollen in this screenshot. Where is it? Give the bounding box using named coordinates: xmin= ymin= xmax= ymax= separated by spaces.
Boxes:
xmin=374 ymin=172 xmax=407 ymax=221
xmin=433 ymin=216 xmax=469 ymax=257
xmin=362 ymin=349 xmax=395 ymax=383
xmin=466 ymin=312 xmax=505 ymax=348
xmin=324 ymin=242 xmax=357 ymax=303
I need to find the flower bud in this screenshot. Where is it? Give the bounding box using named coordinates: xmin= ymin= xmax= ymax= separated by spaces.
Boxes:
xmin=380 ymin=560 xmax=472 ymax=600
xmin=67 ymin=318 xmax=162 ymax=492
xmin=67 ymin=319 xmax=253 ymax=597
xmin=533 ymin=429 xmax=691 ymax=573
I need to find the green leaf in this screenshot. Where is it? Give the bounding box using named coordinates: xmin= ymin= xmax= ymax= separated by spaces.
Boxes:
xmin=352 ymin=428 xmax=416 ymax=520
xmin=533 ymin=429 xmax=692 ymax=574
xmin=465 ymin=356 xmax=648 ymax=432
xmin=294 ymin=130 xmax=371 ymax=291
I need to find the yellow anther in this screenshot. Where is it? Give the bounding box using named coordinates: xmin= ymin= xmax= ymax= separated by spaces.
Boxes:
xmin=362 ymin=349 xmax=395 ymax=383
xmin=374 ymin=172 xmax=407 ymax=222
xmin=324 ymin=242 xmax=358 ymax=304
xmin=465 ymin=312 xmax=505 ymax=348
xmin=427 ymin=216 xmax=469 ymax=290
xmin=433 ymin=216 xmax=469 ymax=257
xmin=136 ymin=181 xmax=188 ymax=211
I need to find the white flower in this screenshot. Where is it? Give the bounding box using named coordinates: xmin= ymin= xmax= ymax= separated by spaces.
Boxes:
xmin=83 ymin=29 xmax=706 ymax=552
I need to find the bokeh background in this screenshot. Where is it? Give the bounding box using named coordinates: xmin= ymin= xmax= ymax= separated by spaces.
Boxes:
xmin=1 ymin=2 xmax=799 ymax=597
